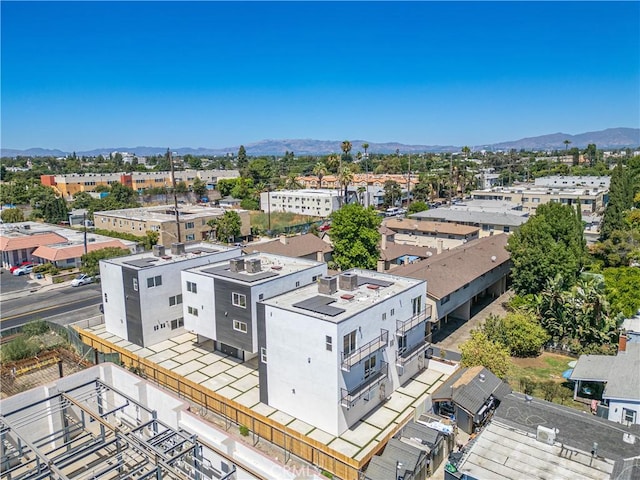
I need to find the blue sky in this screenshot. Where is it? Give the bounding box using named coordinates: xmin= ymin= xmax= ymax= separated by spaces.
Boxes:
xmin=2 ymin=1 xmax=639 ymax=151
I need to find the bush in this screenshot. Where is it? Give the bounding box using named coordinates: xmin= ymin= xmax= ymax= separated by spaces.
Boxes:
xmin=519 ymin=377 xmax=537 ymax=395
xmin=22 ymin=320 xmax=50 ymax=337
xmin=239 ymin=425 xmax=249 ymax=436
xmin=541 ymin=381 xmax=559 ymax=402
xmin=33 ymin=263 xmax=60 ymax=276
xmin=2 ymin=335 xmax=40 ymax=362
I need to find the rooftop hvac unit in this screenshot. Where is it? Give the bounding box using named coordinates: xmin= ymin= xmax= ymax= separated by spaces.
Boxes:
xmin=229 ymin=258 xmax=244 ymax=272
xmin=171 ymin=242 xmax=186 ymax=255
xmin=153 ymin=244 xmax=165 ymax=257
xmin=536 ymin=425 xmax=557 ymax=445
xmin=338 ymin=272 xmax=358 ymax=291
xmin=246 ymin=257 xmax=262 ymax=273
xmin=318 ymin=276 xmax=337 ymax=295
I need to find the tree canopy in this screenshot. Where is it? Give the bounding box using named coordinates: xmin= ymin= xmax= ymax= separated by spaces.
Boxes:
xmin=0 ymin=208 xmax=24 ymax=223
xmin=481 ymin=311 xmax=549 ymax=357
xmin=208 ymin=210 xmax=242 ymax=243
xmin=459 ymin=331 xmax=512 ymax=378
xmin=328 ymin=203 xmax=381 ymax=270
xmin=81 ymin=247 xmax=131 ymax=277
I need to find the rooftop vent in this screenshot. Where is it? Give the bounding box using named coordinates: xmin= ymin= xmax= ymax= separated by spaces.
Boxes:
xmin=479 ymin=373 xmax=486 ymax=382
xmin=161 ymin=255 xmax=172 ymax=260
xmin=318 ymin=276 xmax=338 ymax=295
xmin=271 ymin=265 xmax=283 ymax=270
xmin=246 ymin=257 xmax=262 ymax=274
xmin=171 ymin=242 xmax=186 ymax=255
xmin=536 ymin=425 xmax=557 ymax=445
xmin=153 ymin=245 xmax=166 ymax=257
xmin=340 ymin=294 xmax=355 ymax=301
xmin=229 ymin=258 xmax=245 ymax=272
xmin=338 ymin=272 xmax=358 ymax=291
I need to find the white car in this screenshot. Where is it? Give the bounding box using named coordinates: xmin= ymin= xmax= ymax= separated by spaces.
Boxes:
xmin=71 ymin=274 xmax=93 ymax=287
xmin=12 ymin=265 xmax=34 ymax=276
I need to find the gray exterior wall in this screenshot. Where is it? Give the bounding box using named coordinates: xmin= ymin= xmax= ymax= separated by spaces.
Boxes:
xmin=257 ymin=303 xmax=268 ymax=404
xmin=122 ymin=267 xmax=143 ymax=346
xmin=214 ymin=279 xmax=253 ymax=353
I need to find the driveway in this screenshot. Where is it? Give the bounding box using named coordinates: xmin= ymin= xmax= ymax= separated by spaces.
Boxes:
xmin=0 ymin=268 xmax=35 ymax=293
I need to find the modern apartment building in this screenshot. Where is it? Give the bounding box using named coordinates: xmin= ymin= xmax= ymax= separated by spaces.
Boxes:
xmin=257 ymin=270 xmax=430 ymax=436
xmin=93 ymin=204 xmax=251 ymax=246
xmin=260 ymin=189 xmax=343 ymax=217
xmin=100 ymin=242 xmax=241 ymax=347
xmin=40 ymin=169 xmax=239 ymax=199
xmin=181 ymin=253 xmax=327 ymax=360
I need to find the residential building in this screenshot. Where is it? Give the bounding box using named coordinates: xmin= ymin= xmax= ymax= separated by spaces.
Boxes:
xmin=447 ymin=392 xmax=640 ymax=480
xmin=394 ymin=235 xmax=511 ymax=330
xmin=93 ymin=204 xmax=251 ymax=246
xmin=0 ymin=363 xmax=309 ymax=480
xmin=40 ymin=169 xmax=239 ymax=199
xmin=383 ymin=218 xmax=480 ymax=250
xmin=260 ymin=189 xmax=343 ymax=217
xmin=258 ymin=269 xmax=430 ymax=436
xmin=242 ymin=234 xmax=333 ymax=263
xmin=182 ymin=253 xmax=327 ymax=360
xmin=396 ymin=421 xmax=447 ymax=474
xmin=410 ymin=207 xmax=528 ymax=237
xmin=100 ymin=242 xmax=241 ymax=347
xmin=297 ymin=173 xmax=419 ymax=192
xmin=377 ymin=225 xmax=437 ymax=272
xmin=569 ymin=338 xmax=640 ymax=425
xmin=0 ymin=221 xmax=137 ymax=269
xmin=534 ymin=175 xmax=611 ymax=189
xmin=430 ymin=366 xmax=511 ymax=434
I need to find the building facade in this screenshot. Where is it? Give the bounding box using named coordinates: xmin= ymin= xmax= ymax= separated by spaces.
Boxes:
xmin=384 ymin=218 xmax=480 ymax=250
xmin=258 ymin=270 xmax=430 ymax=436
xmin=100 ymin=242 xmax=241 ymax=347
xmin=181 ymin=253 xmax=327 ymax=360
xmin=260 ymin=189 xmax=343 ymax=217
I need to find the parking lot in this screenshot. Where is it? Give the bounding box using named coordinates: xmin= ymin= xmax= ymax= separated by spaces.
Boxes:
xmin=0 ymin=268 xmax=35 ymax=293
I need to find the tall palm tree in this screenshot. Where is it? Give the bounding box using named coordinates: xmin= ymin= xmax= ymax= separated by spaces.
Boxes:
xmin=462 ymin=146 xmax=471 ymax=159
xmin=338 ymin=166 xmax=354 ymax=205
xmin=313 ymin=162 xmax=327 ymax=189
xmin=563 ymin=139 xmax=571 ymax=152
xmin=284 ymin=173 xmax=303 ymax=190
xmin=341 ymin=140 xmax=353 ymax=162
xmin=325 ymin=154 xmax=340 ymax=174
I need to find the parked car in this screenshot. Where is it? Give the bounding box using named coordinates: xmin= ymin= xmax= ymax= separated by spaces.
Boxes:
xmin=12 ymin=264 xmax=34 ymax=276
xmin=9 ymin=261 xmax=31 ymax=274
xmin=71 ymin=274 xmax=93 ymax=287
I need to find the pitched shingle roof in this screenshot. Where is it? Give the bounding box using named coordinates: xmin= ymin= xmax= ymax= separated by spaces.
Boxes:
xmin=393 ymin=235 xmax=511 ymax=299
xmin=385 ymin=218 xmax=479 ymax=236
xmin=31 ymin=240 xmax=130 ymax=261
xmin=242 ymin=234 xmax=332 ymax=258
xmin=0 ymin=232 xmax=67 ymax=251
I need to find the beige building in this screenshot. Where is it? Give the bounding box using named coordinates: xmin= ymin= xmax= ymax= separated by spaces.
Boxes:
xmin=383 ymin=217 xmax=480 ymax=249
xmin=93 ymin=204 xmax=251 ymax=246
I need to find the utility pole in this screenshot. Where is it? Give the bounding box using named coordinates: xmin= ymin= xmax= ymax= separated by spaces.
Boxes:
xmin=168 ymin=148 xmax=181 ymax=243
xmin=406 ymin=154 xmax=412 ymax=209
xmin=449 ymin=155 xmax=453 ymax=206
xmin=83 ymin=212 xmax=88 ymax=255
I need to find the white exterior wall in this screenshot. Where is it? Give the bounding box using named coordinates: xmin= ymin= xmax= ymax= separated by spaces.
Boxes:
xmin=260 ymin=190 xmax=341 ymax=217
xmin=607 ymin=399 xmax=640 ymax=425
xmin=182 ymin=271 xmax=217 ymax=340
xmin=100 ymin=261 xmax=128 ymax=340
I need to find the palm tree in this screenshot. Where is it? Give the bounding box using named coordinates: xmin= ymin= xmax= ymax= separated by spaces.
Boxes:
xmin=462 ymin=146 xmax=471 ymax=159
xmin=338 ymin=166 xmax=354 ymax=205
xmin=357 ymin=186 xmax=366 ymax=205
xmin=284 ymin=173 xmax=303 ymax=190
xmin=341 ymin=140 xmax=353 ymax=162
xmin=362 ymin=143 xmax=369 ymax=157
xmin=563 ymin=139 xmax=571 ymax=152
xmin=313 ymin=162 xmax=327 ymax=189
xmin=325 ymin=154 xmax=340 ymax=174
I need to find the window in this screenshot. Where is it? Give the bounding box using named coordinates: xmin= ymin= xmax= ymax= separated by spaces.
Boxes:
xmin=170 ymin=318 xmax=184 ymax=330
xmin=412 ymin=296 xmax=422 ymax=316
xmin=147 ymin=275 xmax=162 ymax=288
xmin=390 ymin=308 xmax=395 ymax=317
xmin=295 ymin=281 xmax=300 ymax=287
xmin=343 ymin=330 xmax=356 ymax=356
xmin=133 ymin=279 xmax=138 ymax=291
xmin=169 ymin=294 xmax=183 ymax=306
xmin=398 ymin=334 xmax=407 ymax=354
xmin=326 ymin=335 xmax=333 ymax=351
xmin=233 ymin=320 xmax=248 ymax=333
xmin=188 ymin=306 xmax=199 ymax=316
xmin=186 ymin=281 xmax=197 ymax=293
xmin=503 ymin=226 xmax=510 ymax=233
xmin=260 ymin=347 xmax=267 ymax=363
xmin=258 ymin=293 xmax=264 ymax=300
xmin=623 ymin=408 xmax=637 ymax=424
xmin=382 ymin=312 xmax=387 ymax=321
xmin=232 ymin=292 xmax=247 ymax=308
xmin=364 ymin=355 xmax=376 ymax=379
xmin=186 ymin=234 xmax=195 ymax=241
xmin=104 ymin=293 xmax=108 ymax=303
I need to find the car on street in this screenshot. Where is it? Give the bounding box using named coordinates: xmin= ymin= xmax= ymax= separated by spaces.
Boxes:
xmin=12 ymin=264 xmax=34 ymax=276
xmin=71 ymin=274 xmax=93 ymax=287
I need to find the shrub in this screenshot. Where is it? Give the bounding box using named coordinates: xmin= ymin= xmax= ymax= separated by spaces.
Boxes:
xmin=22 ymin=320 xmax=49 ymax=337
xmin=541 ymin=381 xmax=559 ymax=402
xmin=2 ymin=335 xmax=40 ymax=362
xmin=239 ymin=425 xmax=249 ymax=436
xmin=519 ymin=377 xmax=537 ymax=395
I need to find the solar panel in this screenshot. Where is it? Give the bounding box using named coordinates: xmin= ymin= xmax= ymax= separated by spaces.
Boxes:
xmin=123 ymin=258 xmax=159 ymax=268
xmin=357 ymin=276 xmax=394 ymax=288
xmin=293 ymin=295 xmax=345 ymax=316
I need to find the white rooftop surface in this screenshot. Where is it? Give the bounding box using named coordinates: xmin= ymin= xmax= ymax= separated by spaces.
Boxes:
xmin=270 ymin=188 xmax=342 ymax=197
xmin=622 ymin=315 xmax=640 ymax=333
xmin=94 ymin=204 xmax=240 ymax=221
xmin=106 ymin=242 xmax=240 ymax=268
xmin=449 ymin=199 xmax=523 ymax=212
xmin=534 ymin=175 xmax=611 ymax=188
xmin=262 ymin=269 xmax=424 ymax=323
xmin=456 ymin=421 xmax=613 ymax=480
xmin=187 ymin=252 xmax=323 ymax=283
xmin=0 ymin=221 xmax=137 ymax=248
xmin=83 ymin=323 xmax=450 ymax=462
xmin=474 ymin=185 xmax=607 ymax=195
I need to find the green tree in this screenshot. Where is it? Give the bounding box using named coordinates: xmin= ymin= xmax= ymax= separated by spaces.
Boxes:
xmin=482 ymin=311 xmax=549 ymax=357
xmin=81 ymin=247 xmax=131 ymax=277
xmin=601 ymin=160 xmax=634 ymax=240
xmin=217 ymin=178 xmax=238 ymax=197
xmin=246 ymin=158 xmax=273 ymax=185
xmin=338 ymin=166 xmax=354 ymax=204
xmin=313 ymin=162 xmax=327 ymax=189
xmin=192 ymin=177 xmax=208 ymax=197
xmin=591 ymin=229 xmax=640 ymax=267
xmin=237 ymin=145 xmax=248 ymax=173
xmin=459 ymin=331 xmax=511 ymax=378
xmin=507 ymin=203 xmax=585 ymax=295
xmin=383 ymin=180 xmax=402 ymax=208
xmin=72 ymin=191 xmax=94 ymax=210
xmin=174 ymin=181 xmax=188 ymax=194
xmin=604 ymin=267 xmax=640 ymax=317
xmin=142 ymin=231 xmax=159 ymax=250
xmin=341 ymin=140 xmax=353 ymax=163
xmin=412 ymin=178 xmax=432 ymax=202
xmin=0 ymin=208 xmax=24 ymax=223
xmin=407 ymin=201 xmax=428 ymax=216
xmin=209 ymin=210 xmax=242 ymax=243
xmin=328 ymin=203 xmax=381 ymax=270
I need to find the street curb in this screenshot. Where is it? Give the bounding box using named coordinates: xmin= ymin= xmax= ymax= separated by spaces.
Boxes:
xmin=1 ymin=281 xmax=75 ymax=302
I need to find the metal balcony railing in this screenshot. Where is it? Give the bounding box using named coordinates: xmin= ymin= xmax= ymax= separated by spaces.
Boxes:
xmin=341 ymin=330 xmax=389 ymax=371
xmin=340 ymin=361 xmax=389 ymax=408
xmin=396 ymin=306 xmax=432 ymax=337
xmin=396 ymin=339 xmax=430 ymax=366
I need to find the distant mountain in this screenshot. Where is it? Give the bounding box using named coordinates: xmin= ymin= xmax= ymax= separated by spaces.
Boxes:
xmin=2 ymin=127 xmax=638 ymax=158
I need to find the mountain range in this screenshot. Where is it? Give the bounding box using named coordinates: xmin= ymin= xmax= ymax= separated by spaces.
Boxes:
xmin=2 ymin=127 xmax=638 ymax=158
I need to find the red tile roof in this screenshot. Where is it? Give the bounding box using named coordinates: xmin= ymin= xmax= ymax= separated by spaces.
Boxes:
xmin=0 ymin=232 xmax=67 ymax=251
xmin=31 ymin=240 xmax=131 ymax=261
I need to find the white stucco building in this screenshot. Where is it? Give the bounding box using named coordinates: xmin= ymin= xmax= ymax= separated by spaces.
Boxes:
xmin=260 ymin=189 xmax=343 ymax=217
xmin=257 ymin=270 xmax=430 ymax=436
xmin=100 ymin=242 xmax=241 ymax=347
xmin=181 ymin=254 xmax=327 ymax=360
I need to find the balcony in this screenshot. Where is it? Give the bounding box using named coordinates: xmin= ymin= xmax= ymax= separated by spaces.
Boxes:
xmin=340 ymin=361 xmax=389 ymax=408
xmin=396 ymin=339 xmax=430 ymax=367
xmin=341 ymin=330 xmax=389 ymax=372
xmin=396 ymin=307 xmax=432 ymax=337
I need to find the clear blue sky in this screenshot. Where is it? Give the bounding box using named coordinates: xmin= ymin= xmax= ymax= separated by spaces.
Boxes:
xmin=2 ymin=1 xmax=639 ymax=151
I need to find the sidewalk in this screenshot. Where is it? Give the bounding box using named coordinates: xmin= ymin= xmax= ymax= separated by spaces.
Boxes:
xmin=0 ymin=278 xmax=75 ymax=302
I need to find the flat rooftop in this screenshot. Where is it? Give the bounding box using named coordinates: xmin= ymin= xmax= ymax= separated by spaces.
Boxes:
xmin=473 ymin=185 xmax=607 ymax=196
xmin=106 ymin=242 xmax=240 ymax=269
xmin=94 ymin=204 xmax=243 ymax=222
xmin=187 ymin=253 xmax=324 ymax=284
xmin=83 ymin=323 xmax=451 ymax=464
xmin=269 ymin=189 xmax=342 ymax=197
xmin=261 ymin=269 xmax=424 ymax=323
xmin=449 ymin=199 xmax=523 ymax=212
xmin=410 ymin=208 xmax=529 ymax=227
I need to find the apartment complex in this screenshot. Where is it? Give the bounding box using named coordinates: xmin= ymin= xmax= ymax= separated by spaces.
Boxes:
xmin=260 ymin=189 xmax=343 ymax=217
xmin=410 ymin=207 xmax=528 ymax=236
xmin=41 ymin=169 xmax=239 ymax=199
xmin=258 ymin=270 xmax=430 ymax=436
xmin=182 ymin=253 xmax=327 ymax=360
xmin=296 ymin=173 xmax=419 ymax=191
xmin=383 ymin=218 xmax=480 ymax=250
xmin=93 ymin=204 xmax=251 ymax=246
xmin=100 ymin=242 xmax=241 ymax=347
